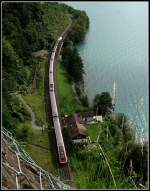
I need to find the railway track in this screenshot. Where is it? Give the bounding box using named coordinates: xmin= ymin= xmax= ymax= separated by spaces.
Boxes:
xmin=59 ymin=164 xmax=72 ymax=181
xmin=48 ymin=22 xmax=73 ymax=180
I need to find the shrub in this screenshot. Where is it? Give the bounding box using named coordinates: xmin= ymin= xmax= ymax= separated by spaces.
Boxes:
xmin=15 ymin=126 xmax=29 ymax=141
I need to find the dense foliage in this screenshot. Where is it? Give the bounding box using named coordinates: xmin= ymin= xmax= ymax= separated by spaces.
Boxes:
xmin=60 ymin=6 xmax=89 ymax=107
xmin=61 ymin=43 xmax=89 ymax=108
xmin=93 ymin=92 xmax=114 ymax=116
xmin=62 ymin=44 xmax=84 ymax=83
xmin=2 ymin=2 xmax=70 ymax=92
xmin=66 ymin=5 xmax=89 ymax=43
xmin=61 ymin=5 xmax=89 ymax=83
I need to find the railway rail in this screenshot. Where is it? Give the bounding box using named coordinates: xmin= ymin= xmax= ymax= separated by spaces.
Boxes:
xmin=59 ymin=164 xmax=72 ymax=181
xmin=48 ymin=23 xmax=72 ymax=165
xmin=49 ymin=36 xmax=68 ymax=164
xmin=48 ymin=23 xmax=73 ymax=182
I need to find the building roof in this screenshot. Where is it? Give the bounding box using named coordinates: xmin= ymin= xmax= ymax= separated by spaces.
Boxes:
xmin=77 ymin=111 xmax=94 ymax=118
xmin=68 ymin=113 xmax=88 ymax=139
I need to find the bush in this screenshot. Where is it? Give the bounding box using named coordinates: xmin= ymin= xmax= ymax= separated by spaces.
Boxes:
xmin=93 ymin=92 xmax=113 ymax=116
xmin=80 ymin=95 xmax=89 ymax=107
xmin=121 ymin=141 xmax=148 ymax=185
xmin=15 ymin=126 xmax=29 ymax=141
xmin=62 ymin=46 xmax=84 ymax=83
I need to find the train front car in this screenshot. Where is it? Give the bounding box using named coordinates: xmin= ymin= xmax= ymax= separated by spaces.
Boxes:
xmin=50 ymin=86 xmax=68 ymax=164
xmin=53 ymin=116 xmax=68 ymax=164
xmin=58 ymin=145 xmax=68 ymax=164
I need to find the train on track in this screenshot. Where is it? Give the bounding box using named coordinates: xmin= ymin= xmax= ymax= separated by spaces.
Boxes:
xmin=49 ymin=36 xmax=68 ymax=164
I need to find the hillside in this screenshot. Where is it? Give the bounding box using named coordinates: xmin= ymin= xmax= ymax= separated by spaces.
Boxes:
xmin=2 ymin=2 xmax=89 ymax=189
xmin=2 ymin=128 xmax=71 ymax=189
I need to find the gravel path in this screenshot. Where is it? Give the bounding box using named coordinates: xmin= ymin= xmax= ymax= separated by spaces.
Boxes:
xmin=16 ymin=94 xmax=43 ymax=130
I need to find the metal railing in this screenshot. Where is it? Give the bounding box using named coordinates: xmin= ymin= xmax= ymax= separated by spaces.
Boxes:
xmin=2 ymin=127 xmax=71 ymax=189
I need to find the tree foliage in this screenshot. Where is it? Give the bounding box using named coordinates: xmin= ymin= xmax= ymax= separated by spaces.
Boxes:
xmin=67 ymin=7 xmax=89 ymax=43
xmin=93 ymin=92 xmax=114 ymax=116
xmin=121 ymin=141 xmax=148 ymax=185
xmin=62 ymin=46 xmax=84 ymax=83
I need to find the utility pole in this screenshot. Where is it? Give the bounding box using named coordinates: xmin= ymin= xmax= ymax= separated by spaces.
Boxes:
xmin=111 ymin=80 xmax=116 ymax=119
xmin=111 ymin=80 xmax=116 ymax=106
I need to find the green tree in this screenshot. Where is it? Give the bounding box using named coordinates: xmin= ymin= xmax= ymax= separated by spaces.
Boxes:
xmin=93 ymin=92 xmax=113 ymax=116
xmin=67 ymin=9 xmax=89 ymax=43
xmin=62 ymin=46 xmax=84 ymax=83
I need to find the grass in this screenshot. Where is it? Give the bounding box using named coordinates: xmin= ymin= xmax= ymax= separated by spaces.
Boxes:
xmin=69 ymin=119 xmax=136 ymax=189
xmin=16 ymin=58 xmax=58 ymax=175
xmin=56 ymin=62 xmax=86 ymax=115
xmin=16 ymin=120 xmax=58 ymax=175
xmin=69 ymin=145 xmax=113 ymax=189
xmin=69 ymin=140 xmax=135 ymax=189
xmin=24 ymin=128 xmax=58 ymax=175
xmin=86 ymin=123 xmax=101 ymax=142
xmin=22 ymin=94 xmax=46 ymax=126
xmin=22 ymin=60 xmax=47 ymax=127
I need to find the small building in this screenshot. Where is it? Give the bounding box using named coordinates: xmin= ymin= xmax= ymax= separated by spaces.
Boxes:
xmin=72 ymin=138 xmax=88 ymax=144
xmin=65 ymin=113 xmax=88 ymax=144
xmin=64 ymin=112 xmax=103 ymax=144
xmin=76 ymin=112 xmax=103 ymax=125
xmin=76 ymin=111 xmax=94 ymax=124
xmin=93 ymin=115 xmax=103 ymax=122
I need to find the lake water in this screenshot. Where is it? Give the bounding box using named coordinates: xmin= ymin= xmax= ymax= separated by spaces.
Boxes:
xmin=64 ymin=2 xmax=148 ymax=140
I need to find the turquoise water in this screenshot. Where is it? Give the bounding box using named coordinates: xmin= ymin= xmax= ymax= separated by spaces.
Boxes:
xmin=64 ymin=2 xmax=148 ymax=140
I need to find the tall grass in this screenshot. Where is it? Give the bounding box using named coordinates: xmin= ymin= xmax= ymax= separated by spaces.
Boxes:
xmin=56 ymin=62 xmax=86 ymax=115
xmin=69 ymin=117 xmax=139 ymax=189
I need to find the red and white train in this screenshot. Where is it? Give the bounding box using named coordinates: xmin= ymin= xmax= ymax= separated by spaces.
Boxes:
xmin=49 ymin=36 xmax=68 ymax=164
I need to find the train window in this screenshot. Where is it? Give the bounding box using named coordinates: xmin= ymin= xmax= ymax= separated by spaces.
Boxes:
xmin=50 ymin=84 xmax=54 ymax=91
xmin=58 ymin=146 xmax=67 ymax=162
xmin=60 ymin=151 xmax=65 ymax=159
xmin=60 ymin=156 xmax=65 ymax=160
